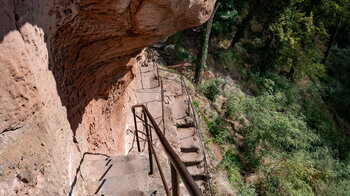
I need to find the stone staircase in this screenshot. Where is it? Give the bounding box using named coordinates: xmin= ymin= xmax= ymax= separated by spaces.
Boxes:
xmin=159 ymin=64 xmax=209 ymax=195
xmin=74 ymin=153 xmax=150 ymax=196
xmin=73 ymin=52 xmax=209 ymax=196
xmin=173 ymin=93 xmax=208 ymax=196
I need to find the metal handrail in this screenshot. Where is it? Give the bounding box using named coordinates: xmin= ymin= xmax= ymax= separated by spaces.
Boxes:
xmin=132 ymin=104 xmax=203 ymax=196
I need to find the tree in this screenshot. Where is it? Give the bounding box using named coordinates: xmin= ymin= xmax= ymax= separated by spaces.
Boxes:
xmin=268 ymin=8 xmax=326 ymax=79
xmin=194 ymin=3 xmax=220 ymax=84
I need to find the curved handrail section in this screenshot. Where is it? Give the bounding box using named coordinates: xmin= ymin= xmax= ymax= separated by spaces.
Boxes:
xmin=131 ymin=104 xmax=203 ymax=196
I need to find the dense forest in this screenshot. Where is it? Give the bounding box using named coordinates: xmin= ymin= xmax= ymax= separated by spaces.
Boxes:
xmin=164 ymin=0 xmax=350 ymax=195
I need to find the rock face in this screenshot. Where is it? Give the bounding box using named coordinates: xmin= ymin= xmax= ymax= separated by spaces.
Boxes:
xmin=0 ymin=0 xmax=215 ymax=194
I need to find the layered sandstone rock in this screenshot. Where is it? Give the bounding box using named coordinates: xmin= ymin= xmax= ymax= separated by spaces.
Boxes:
xmin=0 ymin=0 xmax=215 ymax=194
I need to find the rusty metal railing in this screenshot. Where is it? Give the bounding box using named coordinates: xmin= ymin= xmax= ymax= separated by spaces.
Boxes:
xmin=132 ymin=104 xmax=203 ymax=196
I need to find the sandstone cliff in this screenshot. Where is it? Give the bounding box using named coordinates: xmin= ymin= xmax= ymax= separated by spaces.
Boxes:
xmin=0 ymin=0 xmax=215 ymax=194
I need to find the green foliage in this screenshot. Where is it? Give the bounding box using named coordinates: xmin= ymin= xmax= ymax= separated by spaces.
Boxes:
xmin=166 ymin=31 xmax=194 ymax=62
xmin=239 ymin=183 xmax=258 ymax=196
xmin=221 ymin=149 xmax=243 ymax=186
xmin=200 ymin=79 xmax=224 ymax=101
xmin=269 ymin=8 xmax=326 ymax=79
xmin=204 ymin=116 xmax=234 ymax=145
xmin=220 ymin=149 xmax=258 ymax=195
xmin=218 ymin=43 xmax=247 ymax=71
xmin=192 ymin=100 xmax=199 ymax=108
xmin=323 ymin=46 xmax=350 ymax=121
xmin=201 ymin=0 xmax=350 ymax=195
xmin=213 ymin=0 xmax=238 ymax=35
xmin=222 ymin=73 xmax=350 ymax=195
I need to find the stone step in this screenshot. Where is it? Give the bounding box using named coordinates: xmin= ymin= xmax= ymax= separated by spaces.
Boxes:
xmin=177 ymin=127 xmax=196 ymax=139
xmin=173 ymin=97 xmax=190 ymax=119
xmin=85 ymin=172 xmax=149 ymax=195
xmin=179 ymin=134 xmax=200 ymax=153
xmin=103 ymin=190 xmax=148 ymax=196
xmin=191 ymin=174 xmax=208 ymax=181
xmin=176 ymin=116 xmax=195 ymax=128
xmin=179 ymin=181 xmax=206 ymax=196
xmin=181 ymin=146 xmax=199 ymax=153
xmin=178 ymin=127 xmax=200 ymax=153
xmin=83 ymin=154 xmax=148 ymax=180
xmin=186 ymin=165 xmax=205 ymax=176
xmin=181 ymin=152 xmax=203 ymax=166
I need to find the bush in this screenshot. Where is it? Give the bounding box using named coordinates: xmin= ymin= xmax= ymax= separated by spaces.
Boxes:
xmin=221 ymin=149 xmax=258 ymax=195
xmin=221 ymin=149 xmax=243 ymax=186
xmin=204 ymin=116 xmax=234 ymax=145
xmin=212 ymin=0 xmax=238 ymax=36
xmin=166 ymin=31 xmax=194 ymax=62
xmin=192 ymin=100 xmax=199 ymax=108
xmin=200 ymin=79 xmax=225 ymax=101
xmin=239 ymin=184 xmax=257 ymax=196
xmin=222 ymin=73 xmax=350 ymax=195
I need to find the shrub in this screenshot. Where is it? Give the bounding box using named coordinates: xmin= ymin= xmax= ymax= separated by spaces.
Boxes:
xmin=221 ymin=149 xmax=243 ymax=187
xmin=192 ymin=100 xmax=199 ymax=108
xmin=204 ymin=116 xmax=234 ymax=145
xmin=239 ymin=184 xmax=257 ymax=196
xmin=222 ymin=73 xmax=350 ymax=195
xmin=200 ymin=79 xmax=224 ymax=101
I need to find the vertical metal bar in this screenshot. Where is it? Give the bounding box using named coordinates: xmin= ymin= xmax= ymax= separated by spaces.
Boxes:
xmin=143 ymin=109 xmax=153 ymax=175
xmin=148 ymin=135 xmax=171 ymax=196
xmin=181 ymin=74 xmax=184 ymax=96
xmin=187 ymin=97 xmax=191 ymax=116
xmin=149 ymin=125 xmax=153 ymax=144
xmin=161 ymin=79 xmax=165 ymax=134
xmin=132 ymin=108 xmax=141 ymax=152
xmin=133 ymin=105 xmax=203 ymax=196
xmin=157 ymin=65 xmax=160 ymax=87
xmin=180 ymin=74 xmax=190 ymax=115
xmin=152 ymin=59 xmax=156 ymax=70
xmin=171 ymin=163 xmax=180 ymax=196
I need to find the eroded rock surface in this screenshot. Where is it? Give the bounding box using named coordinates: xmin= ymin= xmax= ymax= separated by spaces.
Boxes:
xmin=0 ymin=0 xmax=215 ymax=194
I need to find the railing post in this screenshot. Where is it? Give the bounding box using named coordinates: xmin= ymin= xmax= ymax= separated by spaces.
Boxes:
xmin=132 ymin=108 xmax=141 ymax=152
xmin=171 ymin=164 xmax=180 ymax=196
xmin=181 ymin=74 xmax=184 ymax=96
xmin=143 ymin=109 xmax=153 ymax=175
xmin=157 ymin=64 xmax=160 ymax=87
xmin=161 ymin=79 xmax=165 ymax=134
xmin=149 ymin=125 xmax=153 ymax=143
xmin=187 ymin=96 xmax=191 ymax=116
xmin=180 ymin=74 xmax=190 ymax=115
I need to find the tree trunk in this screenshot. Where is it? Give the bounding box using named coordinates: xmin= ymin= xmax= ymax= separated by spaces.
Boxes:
xmin=194 ymin=3 xmax=220 ymax=84
xmin=229 ymin=11 xmax=253 ymax=49
xmin=322 ymin=17 xmax=343 ymax=64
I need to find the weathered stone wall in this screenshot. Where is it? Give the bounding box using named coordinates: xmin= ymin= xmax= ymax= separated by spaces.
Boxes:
xmin=0 ymin=0 xmax=215 ymax=194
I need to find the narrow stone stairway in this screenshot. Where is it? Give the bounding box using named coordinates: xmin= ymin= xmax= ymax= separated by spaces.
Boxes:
xmin=73 ymin=51 xmax=209 ymax=196
xmin=74 ymin=153 xmax=149 ymax=196
xmin=160 ymin=68 xmax=209 ymax=196
xmin=175 ymin=97 xmax=208 ymax=196
xmin=126 ymin=54 xmax=180 ymax=195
